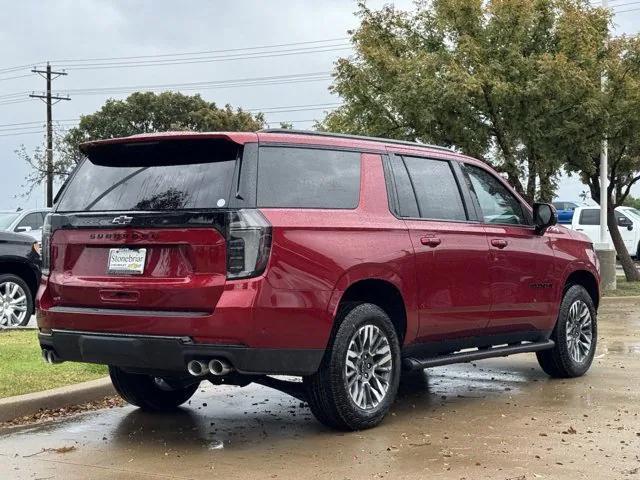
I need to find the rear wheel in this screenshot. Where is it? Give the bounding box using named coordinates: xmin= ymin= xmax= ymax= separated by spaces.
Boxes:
xmin=303 ymin=303 xmax=401 ymax=431
xmin=109 ymin=366 xmax=199 ymax=412
xmin=536 ymin=285 xmax=597 ymax=378
xmin=0 ymin=274 xmax=33 ymax=327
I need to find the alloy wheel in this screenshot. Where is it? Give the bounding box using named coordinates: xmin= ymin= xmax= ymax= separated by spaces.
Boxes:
xmin=565 ymin=300 xmax=593 ymax=363
xmin=0 ymin=281 xmax=29 ymax=327
xmin=345 ymin=324 xmax=393 ymax=410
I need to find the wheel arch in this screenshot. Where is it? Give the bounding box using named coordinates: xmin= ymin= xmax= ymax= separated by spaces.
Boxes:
xmin=327 ymin=267 xmax=416 ymax=347
xmin=0 ymin=260 xmax=39 ymax=299
xmin=563 ymin=268 xmax=600 ymax=310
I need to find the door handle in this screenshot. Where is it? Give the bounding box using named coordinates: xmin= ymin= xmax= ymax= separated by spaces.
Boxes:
xmin=491 ymin=239 xmax=509 ymax=249
xmin=420 ymin=236 xmax=442 ymax=247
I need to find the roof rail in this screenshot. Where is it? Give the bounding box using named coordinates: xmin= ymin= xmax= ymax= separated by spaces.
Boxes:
xmin=258 ymin=128 xmax=454 ymax=153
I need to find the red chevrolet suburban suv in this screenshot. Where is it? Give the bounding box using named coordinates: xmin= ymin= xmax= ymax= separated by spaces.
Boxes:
xmin=37 ymin=130 xmax=600 ymax=430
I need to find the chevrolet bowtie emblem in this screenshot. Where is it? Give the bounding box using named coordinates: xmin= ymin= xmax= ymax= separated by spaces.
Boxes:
xmin=112 ymin=215 xmax=133 ymax=225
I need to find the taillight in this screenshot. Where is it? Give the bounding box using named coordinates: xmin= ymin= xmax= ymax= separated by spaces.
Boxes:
xmin=226 ymin=209 xmax=272 ymax=280
xmin=41 ymin=214 xmax=52 ymax=274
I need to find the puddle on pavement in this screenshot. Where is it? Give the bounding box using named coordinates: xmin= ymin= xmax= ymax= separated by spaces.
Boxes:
xmin=601 ymin=340 xmax=640 ymax=354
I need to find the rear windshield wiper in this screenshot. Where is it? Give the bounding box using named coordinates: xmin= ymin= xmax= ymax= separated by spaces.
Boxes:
xmin=84 ymin=167 xmax=148 ymax=211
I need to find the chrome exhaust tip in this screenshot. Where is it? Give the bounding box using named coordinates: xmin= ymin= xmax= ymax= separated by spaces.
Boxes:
xmin=187 ymin=360 xmax=208 ymax=377
xmin=42 ymin=349 xmax=61 ymax=364
xmin=208 ymin=359 xmax=233 ymax=376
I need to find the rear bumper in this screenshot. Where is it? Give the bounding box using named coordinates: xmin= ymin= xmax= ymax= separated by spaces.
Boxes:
xmin=38 ymin=329 xmax=324 ymax=376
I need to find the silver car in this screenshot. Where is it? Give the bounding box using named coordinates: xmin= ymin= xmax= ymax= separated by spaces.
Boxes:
xmin=0 ymin=209 xmax=50 ymax=243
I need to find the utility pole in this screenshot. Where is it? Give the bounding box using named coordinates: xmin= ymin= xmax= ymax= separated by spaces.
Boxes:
xmin=29 ymin=63 xmax=70 ymax=207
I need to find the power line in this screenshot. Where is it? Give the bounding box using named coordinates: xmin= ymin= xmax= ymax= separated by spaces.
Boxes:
xmin=0 ymin=90 xmax=31 ymax=100
xmin=0 ymin=37 xmax=348 ymax=75
xmin=0 ymin=118 xmax=77 ymax=128
xmin=53 ymin=37 xmax=349 ymax=64
xmin=0 ymin=129 xmax=46 ymax=138
xmin=58 ymin=45 xmax=351 ymax=71
xmin=0 ymin=98 xmax=31 ymax=106
xmin=0 ymin=103 xmax=341 ymax=131
xmin=611 ymin=1 xmax=640 ymax=9
xmin=615 ymin=6 xmax=640 ymax=12
xmin=59 ymin=71 xmax=333 ymax=97
xmin=0 ymin=72 xmax=334 ymax=100
xmin=0 ymin=73 xmax=33 ymax=82
xmin=0 ymin=121 xmax=76 ymax=133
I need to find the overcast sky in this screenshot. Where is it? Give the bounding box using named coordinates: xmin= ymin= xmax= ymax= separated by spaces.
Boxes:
xmin=1 ymin=0 xmax=638 ymax=210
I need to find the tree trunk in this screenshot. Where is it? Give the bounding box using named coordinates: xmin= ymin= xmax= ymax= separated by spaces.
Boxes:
xmin=526 ymin=158 xmax=537 ymax=205
xmin=607 ymin=204 xmax=640 ymax=282
xmin=537 ymin=171 xmax=554 ymax=203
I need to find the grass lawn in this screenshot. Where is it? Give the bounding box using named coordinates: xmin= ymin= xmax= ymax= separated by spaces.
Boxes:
xmin=603 ymin=276 xmax=640 ymax=297
xmin=0 ymin=330 xmax=107 ymax=399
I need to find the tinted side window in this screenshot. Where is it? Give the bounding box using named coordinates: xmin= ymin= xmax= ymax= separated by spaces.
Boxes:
xmin=388 ymin=155 xmax=419 ymax=218
xmin=16 ymin=212 xmax=44 ymax=230
xmin=462 ymin=164 xmax=527 ymax=225
xmin=257 ymin=147 xmax=360 ymax=209
xmin=579 ymin=209 xmax=600 ymax=225
xmin=401 ymin=157 xmax=466 ymax=221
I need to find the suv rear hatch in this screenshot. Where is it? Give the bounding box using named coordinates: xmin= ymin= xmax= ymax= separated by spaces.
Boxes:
xmin=42 ymin=134 xmax=270 ymax=316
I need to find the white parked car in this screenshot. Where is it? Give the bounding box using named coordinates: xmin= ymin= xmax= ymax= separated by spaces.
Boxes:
xmin=570 ymin=206 xmax=640 ymax=258
xmin=0 ymin=209 xmax=50 ymax=243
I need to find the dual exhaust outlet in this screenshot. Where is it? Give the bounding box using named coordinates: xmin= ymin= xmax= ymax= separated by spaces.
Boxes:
xmin=187 ymin=358 xmax=233 ymax=377
xmin=41 ymin=348 xmax=61 ymax=364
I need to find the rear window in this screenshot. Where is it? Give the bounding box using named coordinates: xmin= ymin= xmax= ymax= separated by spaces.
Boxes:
xmin=57 ymin=139 xmax=239 ymax=212
xmin=257 ymin=146 xmax=360 ymax=209
xmin=579 ymin=209 xmax=600 ymax=225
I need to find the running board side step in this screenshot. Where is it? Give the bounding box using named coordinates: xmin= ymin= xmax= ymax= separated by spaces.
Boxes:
xmin=402 ymin=340 xmax=555 ymax=371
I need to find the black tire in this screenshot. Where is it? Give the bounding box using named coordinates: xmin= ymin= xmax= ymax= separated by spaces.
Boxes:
xmin=109 ymin=366 xmax=199 ymax=412
xmin=536 ymin=285 xmax=597 ymax=378
xmin=0 ymin=273 xmax=34 ymax=327
xmin=303 ymin=302 xmax=401 ymax=431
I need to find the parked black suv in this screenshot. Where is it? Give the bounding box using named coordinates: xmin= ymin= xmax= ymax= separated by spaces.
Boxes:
xmin=0 ymin=231 xmax=41 ymax=327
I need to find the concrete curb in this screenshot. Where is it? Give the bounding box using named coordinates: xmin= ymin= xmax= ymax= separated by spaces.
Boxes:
xmin=601 ymin=295 xmax=640 ymax=304
xmin=0 ymin=377 xmax=115 ymax=423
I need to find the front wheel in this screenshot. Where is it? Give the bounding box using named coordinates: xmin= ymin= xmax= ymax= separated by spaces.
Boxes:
xmin=304 ymin=303 xmax=401 ymax=431
xmin=536 ymin=285 xmax=597 ymax=378
xmin=109 ymin=366 xmax=199 ymax=412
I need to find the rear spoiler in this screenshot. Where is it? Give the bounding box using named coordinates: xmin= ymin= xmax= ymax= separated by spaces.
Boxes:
xmin=79 ymin=132 xmax=257 ymax=155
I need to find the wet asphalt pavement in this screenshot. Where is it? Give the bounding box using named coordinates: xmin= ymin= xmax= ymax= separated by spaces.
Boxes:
xmin=1 ymin=299 xmax=639 ymax=479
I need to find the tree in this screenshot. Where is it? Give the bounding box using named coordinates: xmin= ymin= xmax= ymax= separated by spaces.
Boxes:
xmin=556 ymin=15 xmax=640 ymax=281
xmin=20 ymin=91 xmax=265 ymax=194
xmin=16 ymin=130 xmax=80 ymax=198
xmin=322 ymin=0 xmax=640 ymax=281
xmin=623 ymin=195 xmax=640 ymax=210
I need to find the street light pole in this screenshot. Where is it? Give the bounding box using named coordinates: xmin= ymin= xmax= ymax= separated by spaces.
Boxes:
xmin=595 ymin=0 xmax=616 ymax=291
xmin=600 ymin=0 xmax=609 ymax=246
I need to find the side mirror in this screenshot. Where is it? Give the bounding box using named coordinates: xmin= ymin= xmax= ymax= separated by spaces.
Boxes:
xmin=15 ymin=225 xmax=32 ymax=233
xmin=617 ymin=217 xmax=633 ymax=231
xmin=533 ymin=203 xmax=557 ymax=235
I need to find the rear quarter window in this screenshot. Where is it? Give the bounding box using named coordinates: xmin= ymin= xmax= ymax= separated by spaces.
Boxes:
xmin=257 ymin=146 xmax=360 ymax=209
